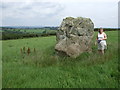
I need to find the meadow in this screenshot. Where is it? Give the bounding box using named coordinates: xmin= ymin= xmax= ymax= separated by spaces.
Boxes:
xmin=1 ymin=27 xmax=57 ymax=40
xmin=1 ymin=27 xmax=117 ymax=40
xmin=2 ymin=31 xmax=119 ymax=88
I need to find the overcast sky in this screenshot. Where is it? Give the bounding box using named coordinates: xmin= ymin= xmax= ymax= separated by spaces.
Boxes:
xmin=0 ymin=0 xmax=119 ymax=28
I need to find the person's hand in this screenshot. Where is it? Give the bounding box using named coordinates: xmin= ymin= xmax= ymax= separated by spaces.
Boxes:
xmin=100 ymin=38 xmax=103 ymax=40
xmin=98 ymin=40 xmax=101 ymax=43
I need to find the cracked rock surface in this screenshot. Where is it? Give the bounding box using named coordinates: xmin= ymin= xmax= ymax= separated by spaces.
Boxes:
xmin=55 ymin=17 xmax=94 ymax=58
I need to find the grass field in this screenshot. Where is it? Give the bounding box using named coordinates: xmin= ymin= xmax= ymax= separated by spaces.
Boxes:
xmin=2 ymin=31 xmax=119 ymax=88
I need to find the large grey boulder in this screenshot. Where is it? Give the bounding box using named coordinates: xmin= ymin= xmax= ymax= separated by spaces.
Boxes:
xmin=55 ymin=17 xmax=94 ymax=58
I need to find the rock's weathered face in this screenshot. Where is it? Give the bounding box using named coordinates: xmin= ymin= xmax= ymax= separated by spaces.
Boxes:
xmin=55 ymin=17 xmax=94 ymax=58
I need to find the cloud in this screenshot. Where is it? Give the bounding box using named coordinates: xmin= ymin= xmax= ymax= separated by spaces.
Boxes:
xmin=2 ymin=0 xmax=119 ymax=3
xmin=1 ymin=0 xmax=119 ymax=27
xmin=2 ymin=2 xmax=64 ymax=19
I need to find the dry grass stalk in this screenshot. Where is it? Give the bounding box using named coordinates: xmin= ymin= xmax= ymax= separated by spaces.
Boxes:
xmin=27 ymin=47 xmax=31 ymax=55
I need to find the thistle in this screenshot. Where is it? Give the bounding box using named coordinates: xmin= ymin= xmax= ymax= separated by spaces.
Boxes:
xmin=20 ymin=48 xmax=22 ymax=53
xmin=27 ymin=47 xmax=31 ymax=55
xmin=23 ymin=47 xmax=26 ymax=53
xmin=34 ymin=48 xmax=36 ymax=53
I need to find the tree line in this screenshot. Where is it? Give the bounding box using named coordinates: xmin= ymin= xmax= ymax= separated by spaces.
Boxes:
xmin=0 ymin=27 xmax=118 ymax=40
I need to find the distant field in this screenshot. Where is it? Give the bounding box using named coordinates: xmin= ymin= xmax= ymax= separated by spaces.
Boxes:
xmin=2 ymin=31 xmax=119 ymax=88
xmin=1 ymin=28 xmax=57 ymax=40
xmin=1 ymin=27 xmax=119 ymax=40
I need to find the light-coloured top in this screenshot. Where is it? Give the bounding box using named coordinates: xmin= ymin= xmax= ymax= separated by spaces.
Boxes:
xmin=98 ymin=32 xmax=107 ymax=45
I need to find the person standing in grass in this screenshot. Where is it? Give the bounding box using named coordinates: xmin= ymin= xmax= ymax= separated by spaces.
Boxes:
xmin=96 ymin=28 xmax=107 ymax=54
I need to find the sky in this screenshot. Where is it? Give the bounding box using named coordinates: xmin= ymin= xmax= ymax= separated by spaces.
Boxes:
xmin=118 ymin=1 xmax=120 ymax=28
xmin=0 ymin=0 xmax=119 ymax=28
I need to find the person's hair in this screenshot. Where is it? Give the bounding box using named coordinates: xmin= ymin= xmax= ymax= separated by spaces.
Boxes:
xmin=98 ymin=27 xmax=103 ymax=33
xmin=100 ymin=27 xmax=103 ymax=30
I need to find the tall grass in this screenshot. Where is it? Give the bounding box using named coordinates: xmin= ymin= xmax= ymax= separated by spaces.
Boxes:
xmin=2 ymin=31 xmax=118 ymax=88
xmin=0 ymin=41 xmax=2 ymax=89
xmin=20 ymin=31 xmax=118 ymax=67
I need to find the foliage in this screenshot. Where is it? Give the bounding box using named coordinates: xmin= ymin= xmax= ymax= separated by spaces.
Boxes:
xmin=1 ymin=28 xmax=57 ymax=40
xmin=1 ymin=27 xmax=118 ymax=40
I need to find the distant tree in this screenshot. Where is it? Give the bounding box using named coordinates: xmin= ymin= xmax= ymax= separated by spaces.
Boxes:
xmin=42 ymin=30 xmax=46 ymax=34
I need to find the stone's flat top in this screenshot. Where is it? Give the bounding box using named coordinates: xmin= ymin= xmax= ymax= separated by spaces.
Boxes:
xmin=55 ymin=17 xmax=94 ymax=58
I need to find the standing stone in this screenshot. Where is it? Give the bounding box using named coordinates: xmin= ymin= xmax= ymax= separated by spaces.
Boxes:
xmin=55 ymin=17 xmax=94 ymax=58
